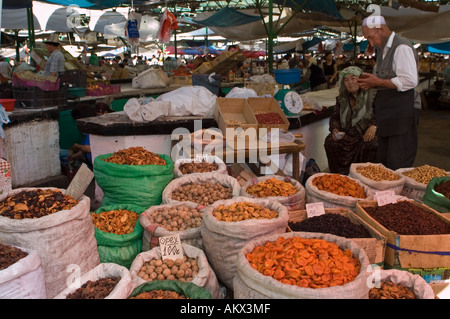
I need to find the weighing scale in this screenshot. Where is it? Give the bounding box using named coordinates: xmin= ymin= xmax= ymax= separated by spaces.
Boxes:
xmin=273 ymin=69 xmax=304 ymax=116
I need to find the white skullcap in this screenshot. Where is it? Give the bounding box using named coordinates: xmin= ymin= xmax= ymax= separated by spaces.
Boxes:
xmin=362 ymin=15 xmax=386 ymax=28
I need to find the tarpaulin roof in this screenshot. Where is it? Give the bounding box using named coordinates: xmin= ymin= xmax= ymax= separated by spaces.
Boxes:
xmin=188 ymin=7 xmax=261 ymax=28
xmin=426 ymin=42 xmax=450 ymax=55
xmin=36 ymin=0 xmax=128 ymax=10
xmin=274 ymin=0 xmax=344 ymax=20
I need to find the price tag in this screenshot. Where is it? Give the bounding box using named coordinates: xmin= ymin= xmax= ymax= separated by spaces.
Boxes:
xmin=306 ymin=202 xmax=325 ymax=218
xmin=375 ymin=190 xmax=397 ymax=206
xmin=159 ymin=234 xmax=184 ymax=261
xmin=195 ymin=154 xmax=208 ymax=161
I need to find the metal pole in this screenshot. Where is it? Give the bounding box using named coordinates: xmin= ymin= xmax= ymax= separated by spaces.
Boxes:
xmin=268 ymin=0 xmax=274 ymax=74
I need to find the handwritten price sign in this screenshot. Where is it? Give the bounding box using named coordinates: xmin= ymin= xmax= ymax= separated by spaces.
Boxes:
xmin=159 ymin=234 xmax=184 ymax=261
xmin=375 ymin=190 xmax=397 ymax=206
xmin=306 ymin=202 xmax=325 ymax=218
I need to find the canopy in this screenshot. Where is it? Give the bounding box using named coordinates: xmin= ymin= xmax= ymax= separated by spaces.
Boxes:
xmin=426 ymin=42 xmax=450 ymax=55
xmin=189 ymin=7 xmax=261 ymax=27
xmin=274 ymin=0 xmax=344 ymax=20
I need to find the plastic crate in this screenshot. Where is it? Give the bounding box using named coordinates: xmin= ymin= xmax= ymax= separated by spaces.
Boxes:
xmin=12 ymin=74 xmax=60 ymax=91
xmin=86 ymin=83 xmax=121 ymax=96
xmin=60 ymin=69 xmax=87 ymax=88
xmin=13 ymin=86 xmax=67 ymax=108
xmin=273 ymin=69 xmax=301 ymax=84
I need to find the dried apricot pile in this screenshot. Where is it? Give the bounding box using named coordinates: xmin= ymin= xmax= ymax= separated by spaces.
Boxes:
xmin=213 ymin=202 xmax=278 ymax=222
xmin=246 ymin=236 xmax=361 ymax=288
xmin=246 ymin=178 xmax=299 ymax=198
xmin=103 ymin=146 xmax=166 ymax=165
xmin=91 ymin=209 xmax=140 ymax=235
xmin=312 ymin=174 xmax=366 ymax=198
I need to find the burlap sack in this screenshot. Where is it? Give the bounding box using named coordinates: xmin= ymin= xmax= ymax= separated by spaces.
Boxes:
xmin=349 ymin=163 xmax=405 ymax=195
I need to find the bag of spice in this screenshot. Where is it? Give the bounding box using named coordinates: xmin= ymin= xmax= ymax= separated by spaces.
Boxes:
xmin=200 ymin=197 xmax=289 ymax=290
xmin=54 ymin=263 xmax=136 ymax=299
xmin=422 ymin=176 xmax=450 ymax=214
xmin=305 ymin=173 xmax=373 ymax=211
xmin=0 ymin=187 xmax=100 ymax=298
xmin=0 ymin=244 xmax=46 ymax=299
xmin=94 ymin=148 xmax=174 ymax=208
xmin=129 ymin=243 xmax=223 ymax=299
xmin=92 ymin=203 xmax=145 ymax=269
xmin=234 ymin=231 xmax=371 ymax=299
xmin=140 ymin=202 xmax=204 ymax=252
xmin=240 ymin=175 xmax=306 ymax=211
xmin=349 ymin=163 xmax=405 ymax=195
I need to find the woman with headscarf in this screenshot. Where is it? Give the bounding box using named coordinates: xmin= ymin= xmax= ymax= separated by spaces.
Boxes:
xmin=324 ymin=66 xmax=378 ymax=175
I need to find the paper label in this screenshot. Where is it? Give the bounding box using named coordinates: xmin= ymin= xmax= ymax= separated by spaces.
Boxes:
xmin=306 ymin=202 xmax=325 ymax=218
xmin=375 ymin=190 xmax=397 ymax=206
xmin=159 ymin=234 xmax=184 ymax=261
xmin=65 ymin=163 xmax=94 ymax=201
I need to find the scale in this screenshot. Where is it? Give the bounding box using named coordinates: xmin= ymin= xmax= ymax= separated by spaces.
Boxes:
xmin=273 ymin=69 xmax=303 ymax=116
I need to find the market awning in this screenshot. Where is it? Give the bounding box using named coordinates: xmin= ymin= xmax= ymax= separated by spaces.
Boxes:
xmin=274 ymin=0 xmax=344 ymax=20
xmin=189 ymin=7 xmax=261 ymax=28
xmin=426 ymin=41 xmax=450 ymax=55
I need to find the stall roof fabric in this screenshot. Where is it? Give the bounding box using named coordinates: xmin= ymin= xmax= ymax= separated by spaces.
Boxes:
xmin=274 ymin=0 xmax=344 ymax=20
xmin=189 ymin=7 xmax=261 ymax=28
xmin=37 ymin=0 xmax=128 ymax=10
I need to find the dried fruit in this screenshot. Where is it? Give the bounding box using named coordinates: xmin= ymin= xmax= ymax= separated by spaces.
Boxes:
xmin=0 ymin=189 xmax=78 ymax=219
xmin=179 ymin=160 xmax=219 ymax=174
xmin=137 ymin=256 xmax=199 ymax=283
xmin=213 ymin=201 xmax=278 ymax=222
xmin=66 ymin=277 xmax=119 ymax=299
xmin=103 ymin=146 xmax=166 ymax=165
xmin=145 ymin=205 xmax=203 ymax=231
xmin=312 ymin=174 xmax=366 ymax=198
xmin=91 ymin=209 xmax=140 ymax=235
xmin=246 ymin=178 xmax=299 ymax=198
xmin=246 ymin=236 xmax=361 ymax=289
xmin=369 ymin=280 xmax=416 ymax=299
xmin=0 ymin=243 xmax=28 ymax=271
xmin=171 ymin=182 xmax=233 ymax=206
xmin=130 ymin=290 xmax=188 ymax=299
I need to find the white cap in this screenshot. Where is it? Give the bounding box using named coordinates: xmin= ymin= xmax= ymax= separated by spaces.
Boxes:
xmin=362 ymin=15 xmax=386 ymax=28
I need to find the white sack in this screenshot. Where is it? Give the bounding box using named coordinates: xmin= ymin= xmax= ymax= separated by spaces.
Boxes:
xmin=305 ymin=173 xmax=373 ymax=211
xmin=240 ymin=175 xmax=306 ymax=211
xmin=173 ymin=155 xmax=228 ymax=178
xmin=0 ymin=246 xmax=46 ymax=299
xmin=124 ymin=97 xmax=170 ymax=122
xmin=200 ymin=197 xmax=289 ymax=289
xmin=54 ymin=263 xmax=136 ymax=299
xmin=349 ymin=163 xmax=406 ymax=195
xmin=395 ymin=167 xmax=430 ymax=201
xmin=156 ymin=86 xmax=217 ymax=117
xmin=129 ymin=243 xmax=223 ymax=299
xmin=233 ymin=231 xmax=371 ymax=299
xmin=0 ymin=188 xmax=100 ymax=298
xmin=162 ymin=172 xmax=241 ymax=209
xmin=140 ymin=202 xmax=205 ymax=251
xmin=225 ymin=87 xmax=258 ymax=99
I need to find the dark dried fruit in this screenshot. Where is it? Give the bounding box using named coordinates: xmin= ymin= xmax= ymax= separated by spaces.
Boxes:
xmin=65 ymin=277 xmax=119 ymax=299
xmin=289 ymin=213 xmax=371 ymax=238
xmin=369 ymin=280 xmax=416 ymax=299
xmin=434 ymin=180 xmax=450 ymax=199
xmin=179 ymin=161 xmax=219 ymax=174
xmin=0 ymin=243 xmax=28 ymax=271
xmin=130 ymin=290 xmax=188 ymax=299
xmin=0 ymin=189 xmax=78 ymax=219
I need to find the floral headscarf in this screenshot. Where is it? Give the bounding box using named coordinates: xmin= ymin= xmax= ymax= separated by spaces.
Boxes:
xmin=337 ymin=66 xmax=375 ymax=132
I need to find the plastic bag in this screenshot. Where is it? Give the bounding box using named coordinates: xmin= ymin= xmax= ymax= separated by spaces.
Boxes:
xmin=129 ymin=280 xmax=211 ymax=299
xmin=124 ymin=97 xmax=170 ymax=122
xmin=92 ymin=203 xmax=146 ymax=269
xmin=422 ymin=176 xmax=450 ymax=213
xmin=225 ymin=87 xmax=258 ymax=99
xmin=93 ymin=153 xmax=174 ymax=208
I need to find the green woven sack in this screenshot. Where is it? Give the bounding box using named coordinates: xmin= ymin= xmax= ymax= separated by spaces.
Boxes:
xmin=92 ymin=203 xmax=146 ymax=269
xmin=422 ymin=176 xmax=450 ymax=213
xmin=93 ymin=152 xmax=174 ymax=208
xmin=129 ymin=280 xmax=212 ymax=299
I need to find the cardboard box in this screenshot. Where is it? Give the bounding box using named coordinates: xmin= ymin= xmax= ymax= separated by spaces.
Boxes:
xmin=287 ymin=208 xmax=387 ymax=265
xmin=247 ymin=97 xmax=290 ymax=133
xmin=194 ymin=62 xmax=213 ymax=74
xmin=355 ymin=200 xmax=450 ymax=271
xmin=214 ymin=97 xmax=259 ymax=149
xmin=170 ymin=75 xmax=192 ymax=85
xmin=210 ymin=51 xmax=234 ymax=67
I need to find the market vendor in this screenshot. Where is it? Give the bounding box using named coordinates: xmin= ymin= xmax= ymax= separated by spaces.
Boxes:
xmin=357 ymin=15 xmax=420 ymax=170
xmin=43 ymin=39 xmax=65 ymax=77
xmin=0 ymin=55 xmax=12 ymax=83
xmin=324 ymin=66 xmax=378 ymax=175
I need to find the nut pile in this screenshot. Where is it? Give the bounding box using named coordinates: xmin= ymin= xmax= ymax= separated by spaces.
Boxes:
xmin=130 ymin=290 xmax=188 ymax=299
xmin=246 ymin=178 xmax=299 ymax=197
xmin=363 ymin=201 xmax=450 ymax=235
xmin=246 ymin=236 xmax=361 ymax=288
xmin=0 ymin=243 xmax=28 ymax=271
xmin=146 ymin=205 xmax=203 ymax=231
xmin=171 ymin=182 xmax=233 ymax=206
xmin=0 ymin=189 xmax=78 ymax=219
xmin=103 ymin=146 xmax=166 ymax=165
xmin=91 ymin=209 xmax=140 ymax=235
xmin=66 ymin=277 xmax=119 ymax=299
xmin=402 ymin=165 xmax=449 ymax=184
xmin=136 ymin=256 xmax=199 ymax=282
xmin=179 ymin=161 xmax=219 ymax=174
xmin=213 ymin=202 xmax=278 ymax=222
xmin=369 ymin=280 xmax=416 ymax=299
xmin=356 ymin=165 xmax=400 ymax=181
xmin=312 ymin=174 xmax=366 ymax=198
xmin=434 ymin=180 xmax=450 ymax=199
xmin=255 ymin=112 xmax=286 ymax=125
xmin=289 ymin=214 xmax=371 ymax=238
xmin=226 ymin=119 xmax=246 ymax=125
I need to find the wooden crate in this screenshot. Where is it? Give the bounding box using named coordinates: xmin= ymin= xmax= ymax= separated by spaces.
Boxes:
xmin=287 ymin=208 xmax=387 ymax=265
xmin=247 ymin=97 xmax=290 ymax=133
xmin=170 ymin=75 xmax=192 ymax=85
xmin=214 ymin=97 xmax=259 ymax=149
xmin=355 ymin=200 xmax=450 ymax=270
